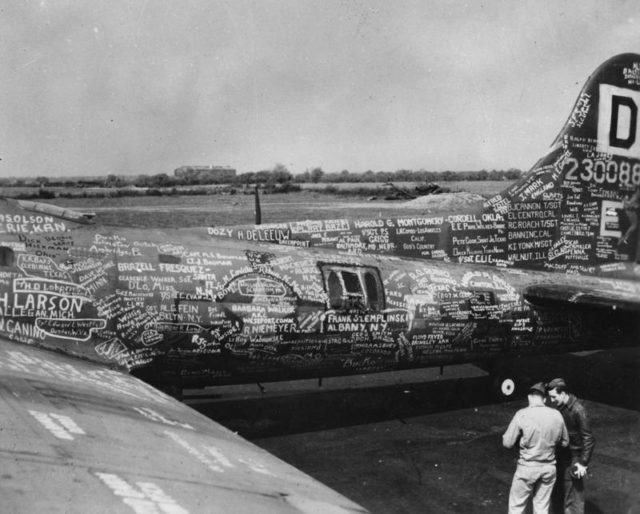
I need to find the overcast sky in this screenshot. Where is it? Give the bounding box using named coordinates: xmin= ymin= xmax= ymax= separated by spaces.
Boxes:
xmin=1 ymin=0 xmax=639 ymax=178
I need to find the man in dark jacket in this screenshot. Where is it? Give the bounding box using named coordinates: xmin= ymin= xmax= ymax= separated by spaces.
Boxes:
xmin=546 ymin=378 xmax=595 ymax=514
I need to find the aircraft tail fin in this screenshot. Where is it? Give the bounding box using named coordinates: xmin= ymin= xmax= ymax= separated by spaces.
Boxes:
xmin=485 ymin=53 xmax=640 ymax=274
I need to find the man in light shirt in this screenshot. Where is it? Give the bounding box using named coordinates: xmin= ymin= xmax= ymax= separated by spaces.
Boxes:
xmin=503 ymin=382 xmax=569 ymax=514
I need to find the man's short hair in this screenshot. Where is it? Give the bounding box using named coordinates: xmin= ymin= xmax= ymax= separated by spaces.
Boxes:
xmin=528 ymin=382 xmax=546 ymax=396
xmin=546 ymin=377 xmax=568 ymax=393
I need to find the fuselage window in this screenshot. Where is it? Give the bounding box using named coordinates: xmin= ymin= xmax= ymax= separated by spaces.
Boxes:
xmin=159 ymin=253 xmax=182 ymax=264
xmin=0 ymin=246 xmax=15 ymax=267
xmin=320 ymin=264 xmax=385 ymax=311
xmin=364 ymin=271 xmax=382 ymax=310
xmin=327 ymin=271 xmax=344 ymax=309
xmin=342 ymin=271 xmax=361 ymax=294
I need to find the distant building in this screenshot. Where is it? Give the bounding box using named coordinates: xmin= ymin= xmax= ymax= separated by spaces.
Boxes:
xmin=174 ymin=166 xmax=236 ymax=183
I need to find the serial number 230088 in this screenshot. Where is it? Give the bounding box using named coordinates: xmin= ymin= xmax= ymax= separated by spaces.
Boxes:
xmin=565 ymin=157 xmax=640 ymax=186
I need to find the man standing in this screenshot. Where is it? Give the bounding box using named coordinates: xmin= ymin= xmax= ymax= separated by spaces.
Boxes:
xmin=503 ymin=382 xmax=569 ymax=514
xmin=620 ymin=188 xmax=640 ymax=249
xmin=546 ymin=378 xmax=596 ymax=514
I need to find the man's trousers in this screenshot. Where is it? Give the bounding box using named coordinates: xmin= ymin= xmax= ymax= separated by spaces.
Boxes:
xmin=508 ymin=463 xmax=557 ymax=514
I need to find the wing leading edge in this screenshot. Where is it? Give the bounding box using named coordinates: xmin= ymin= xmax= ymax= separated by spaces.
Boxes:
xmin=524 ymin=283 xmax=640 ymax=312
xmin=0 ymin=339 xmax=367 ymax=514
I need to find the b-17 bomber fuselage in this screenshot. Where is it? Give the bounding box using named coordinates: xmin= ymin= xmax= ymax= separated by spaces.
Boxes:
xmin=0 ymin=206 xmax=638 ymax=392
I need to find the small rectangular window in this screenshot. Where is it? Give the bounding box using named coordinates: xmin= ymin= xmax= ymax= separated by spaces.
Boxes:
xmin=159 ymin=253 xmax=181 ymax=264
xmin=0 ymin=247 xmax=15 ymax=267
xmin=319 ymin=263 xmax=385 ymax=311
xmin=342 ymin=271 xmax=362 ymax=294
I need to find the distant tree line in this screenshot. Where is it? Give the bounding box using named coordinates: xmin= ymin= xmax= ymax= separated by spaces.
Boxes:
xmin=1 ymin=165 xmax=522 ymax=189
xmin=290 ymin=167 xmax=522 ymax=184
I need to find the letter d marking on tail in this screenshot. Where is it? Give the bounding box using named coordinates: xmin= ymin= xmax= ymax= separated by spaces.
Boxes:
xmin=597 ymin=84 xmax=640 ymax=158
xmin=610 ymin=95 xmax=637 ymax=149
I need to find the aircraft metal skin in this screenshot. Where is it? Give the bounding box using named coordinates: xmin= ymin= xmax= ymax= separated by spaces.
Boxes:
xmin=2 ymin=212 xmax=638 ymax=390
xmin=0 ymin=54 xmax=639 ymax=394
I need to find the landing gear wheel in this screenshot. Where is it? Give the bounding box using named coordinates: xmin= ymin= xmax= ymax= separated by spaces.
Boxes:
xmin=492 ymin=375 xmax=517 ymax=401
xmin=499 ymin=378 xmax=515 ymax=398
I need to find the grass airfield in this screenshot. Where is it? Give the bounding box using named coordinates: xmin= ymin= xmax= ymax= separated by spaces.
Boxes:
xmin=30 ymin=180 xmax=510 ymax=228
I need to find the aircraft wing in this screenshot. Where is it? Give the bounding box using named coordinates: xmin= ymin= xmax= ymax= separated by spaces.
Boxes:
xmin=0 ymin=339 xmax=367 ymax=514
xmin=523 ymin=283 xmax=640 ymax=312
